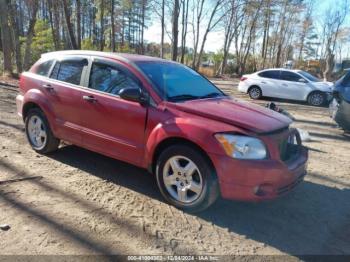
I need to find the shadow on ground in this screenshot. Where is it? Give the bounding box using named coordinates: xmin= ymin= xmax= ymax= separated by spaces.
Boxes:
xmin=47 ymin=145 xmax=350 ymax=255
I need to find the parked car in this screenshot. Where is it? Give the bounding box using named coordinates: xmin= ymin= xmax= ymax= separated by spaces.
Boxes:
xmin=238 ymin=68 xmax=333 ymax=106
xmin=16 ymin=51 xmax=308 ymax=212
xmin=329 ymin=69 xmax=350 ymax=132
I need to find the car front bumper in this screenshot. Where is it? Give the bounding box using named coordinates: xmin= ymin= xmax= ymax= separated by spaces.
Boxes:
xmin=209 ymin=146 xmax=308 ymax=201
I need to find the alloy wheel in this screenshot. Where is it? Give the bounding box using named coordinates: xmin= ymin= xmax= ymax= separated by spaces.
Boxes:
xmin=27 ymin=115 xmax=47 ymax=150
xmin=163 ymin=156 xmax=203 ymax=203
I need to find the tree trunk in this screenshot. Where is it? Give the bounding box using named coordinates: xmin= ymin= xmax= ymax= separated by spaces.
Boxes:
xmin=0 ymin=0 xmax=13 ymax=75
xmin=99 ymin=0 xmax=105 ymax=51
xmin=9 ymin=0 xmax=22 ymax=73
xmin=324 ymin=47 xmax=334 ymax=81
xmin=140 ymin=0 xmax=145 ymax=54
xmin=47 ymin=0 xmax=60 ymax=50
xmin=23 ymin=0 xmax=39 ymax=71
xmin=62 ymin=0 xmax=78 ymax=49
xmin=171 ymin=0 xmax=180 ymax=61
xmin=76 ymin=0 xmax=81 ymax=49
xmin=180 ymin=0 xmax=189 ymax=64
xmin=111 ymin=0 xmax=116 ymax=52
xmin=160 ymin=0 xmax=165 ymax=58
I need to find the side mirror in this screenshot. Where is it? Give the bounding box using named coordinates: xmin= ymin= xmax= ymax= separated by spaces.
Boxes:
xmin=298 ymin=78 xmax=307 ymax=83
xmin=118 ymin=88 xmax=149 ymax=105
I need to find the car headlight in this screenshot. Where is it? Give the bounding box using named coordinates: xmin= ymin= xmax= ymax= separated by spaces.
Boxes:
xmin=215 ymin=134 xmax=267 ymax=159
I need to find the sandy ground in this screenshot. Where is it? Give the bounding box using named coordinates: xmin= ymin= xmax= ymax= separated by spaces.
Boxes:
xmin=0 ymin=78 xmax=350 ymax=257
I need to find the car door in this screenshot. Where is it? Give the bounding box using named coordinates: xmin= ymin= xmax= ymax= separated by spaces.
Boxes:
xmin=279 ymin=71 xmax=309 ymax=100
xmin=44 ymin=56 xmax=89 ymax=145
xmin=257 ymin=70 xmax=281 ymax=98
xmin=79 ymin=57 xmax=148 ymax=165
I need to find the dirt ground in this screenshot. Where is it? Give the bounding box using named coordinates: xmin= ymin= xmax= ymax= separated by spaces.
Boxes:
xmin=0 ymin=78 xmax=350 ymax=257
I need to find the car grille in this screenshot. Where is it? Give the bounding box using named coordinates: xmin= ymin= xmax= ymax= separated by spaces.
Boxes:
xmin=279 ymin=128 xmax=302 ymax=162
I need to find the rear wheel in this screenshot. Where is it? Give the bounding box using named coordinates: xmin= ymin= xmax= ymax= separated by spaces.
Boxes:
xmin=156 ymin=145 xmax=219 ymax=213
xmin=307 ymin=91 xmax=325 ymax=106
xmin=248 ymin=86 xmax=262 ymax=100
xmin=25 ymin=108 xmax=60 ymax=154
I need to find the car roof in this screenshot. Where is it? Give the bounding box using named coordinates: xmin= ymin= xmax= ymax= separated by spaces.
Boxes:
xmin=41 ymin=50 xmax=170 ymax=64
xmin=258 ymin=68 xmax=302 ymax=73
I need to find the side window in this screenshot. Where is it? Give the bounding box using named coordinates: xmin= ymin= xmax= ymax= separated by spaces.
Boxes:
xmin=50 ymin=60 xmax=85 ymax=85
xmin=34 ymin=60 xmax=54 ymax=76
xmin=280 ymin=71 xmax=302 ymax=82
xmin=258 ymin=70 xmax=280 ymax=79
xmin=88 ymin=62 xmax=140 ymax=95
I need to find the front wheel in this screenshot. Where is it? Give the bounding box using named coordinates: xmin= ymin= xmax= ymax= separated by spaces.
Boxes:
xmin=307 ymin=92 xmax=325 ymax=106
xmin=156 ymin=145 xmax=219 ymax=213
xmin=25 ymin=108 xmax=60 ymax=154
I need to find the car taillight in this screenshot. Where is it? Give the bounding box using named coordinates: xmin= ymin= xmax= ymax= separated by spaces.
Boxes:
xmin=240 ymin=77 xmax=247 ymax=81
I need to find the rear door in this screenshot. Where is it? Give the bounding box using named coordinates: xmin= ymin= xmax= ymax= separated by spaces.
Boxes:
xmin=279 ymin=71 xmax=309 ymax=100
xmin=45 ymin=56 xmax=89 ymax=144
xmin=79 ymin=57 xmax=148 ymax=165
xmin=257 ymin=70 xmax=281 ymax=98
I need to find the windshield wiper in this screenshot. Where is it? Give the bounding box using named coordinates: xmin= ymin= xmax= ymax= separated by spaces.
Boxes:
xmin=167 ymin=94 xmax=200 ymax=102
xmin=200 ymin=92 xmax=223 ymax=99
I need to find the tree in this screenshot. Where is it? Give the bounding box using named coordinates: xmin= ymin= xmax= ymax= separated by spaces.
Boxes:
xmin=23 ymin=0 xmax=39 ymax=71
xmin=171 ymin=0 xmax=180 ymax=61
xmin=9 ymin=0 xmax=22 ymax=73
xmin=0 ymin=0 xmax=13 ymax=75
xmin=191 ymin=0 xmax=226 ymax=70
xmin=62 ymin=0 xmax=79 ymax=49
xmin=320 ymin=0 xmax=349 ymax=80
xmin=220 ymin=0 xmax=244 ymax=75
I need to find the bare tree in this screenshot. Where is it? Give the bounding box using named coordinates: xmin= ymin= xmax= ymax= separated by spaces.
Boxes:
xmin=191 ymin=0 xmax=226 ymax=70
xmin=9 ymin=0 xmax=22 ymax=73
xmin=62 ymin=0 xmax=79 ymax=49
xmin=321 ymin=0 xmax=349 ymax=80
xmin=220 ymin=0 xmax=244 ymax=75
xmin=0 ymin=0 xmax=13 ymax=75
xmin=171 ymin=0 xmax=180 ymax=61
xmin=23 ymin=0 xmax=39 ymax=71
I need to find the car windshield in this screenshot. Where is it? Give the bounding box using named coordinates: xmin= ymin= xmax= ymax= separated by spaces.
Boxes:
xmin=298 ymin=71 xmax=321 ymax=82
xmin=136 ymin=61 xmax=225 ymax=102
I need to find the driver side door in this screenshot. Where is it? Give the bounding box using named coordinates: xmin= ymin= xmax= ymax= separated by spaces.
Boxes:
xmin=79 ymin=58 xmax=148 ymax=165
xmin=279 ymin=71 xmax=309 ymax=101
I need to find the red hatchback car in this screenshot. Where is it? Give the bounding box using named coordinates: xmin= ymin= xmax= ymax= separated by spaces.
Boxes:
xmin=16 ymin=51 xmax=308 ymax=212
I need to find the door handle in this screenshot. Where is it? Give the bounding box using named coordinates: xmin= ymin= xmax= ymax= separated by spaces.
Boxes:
xmin=261 ymin=81 xmax=266 ymax=84
xmin=282 ymin=83 xmax=288 ymax=86
xmin=42 ymin=84 xmax=54 ymax=91
xmin=83 ymin=95 xmax=97 ymax=103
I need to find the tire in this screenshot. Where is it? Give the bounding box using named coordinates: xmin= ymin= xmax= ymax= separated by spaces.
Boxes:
xmin=307 ymin=91 xmax=325 ymax=106
xmin=25 ymin=108 xmax=60 ymax=154
xmin=248 ymin=86 xmax=262 ymax=100
xmin=156 ymin=145 xmax=220 ymax=213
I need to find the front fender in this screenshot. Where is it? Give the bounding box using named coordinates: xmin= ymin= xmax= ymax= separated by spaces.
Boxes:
xmin=143 ymin=116 xmax=238 ymax=168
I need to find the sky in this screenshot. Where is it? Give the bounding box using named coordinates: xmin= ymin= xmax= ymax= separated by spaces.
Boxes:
xmin=144 ymin=0 xmax=350 ymax=54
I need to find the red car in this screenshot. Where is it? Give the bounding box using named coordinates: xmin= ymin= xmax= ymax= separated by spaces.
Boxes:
xmin=16 ymin=51 xmax=308 ymax=212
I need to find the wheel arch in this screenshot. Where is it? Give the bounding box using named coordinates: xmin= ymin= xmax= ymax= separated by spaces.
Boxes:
xmin=306 ymin=90 xmax=326 ymax=103
xmin=22 ymin=101 xmax=42 ymax=121
xmin=150 ymin=137 xmax=216 ymax=175
xmin=248 ymin=85 xmax=262 ymax=94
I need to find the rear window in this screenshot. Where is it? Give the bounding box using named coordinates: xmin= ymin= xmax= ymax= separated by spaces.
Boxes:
xmin=50 ymin=60 xmax=85 ymax=85
xmin=33 ymin=60 xmax=54 ymax=76
xmin=258 ymin=70 xmax=280 ymax=79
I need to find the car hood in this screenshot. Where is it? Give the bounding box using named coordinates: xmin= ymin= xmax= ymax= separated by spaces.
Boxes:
xmin=312 ymin=81 xmax=334 ymax=92
xmin=168 ymin=97 xmax=292 ymax=133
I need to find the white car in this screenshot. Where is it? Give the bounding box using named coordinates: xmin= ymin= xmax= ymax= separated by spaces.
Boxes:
xmin=238 ymin=69 xmax=333 ymax=106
